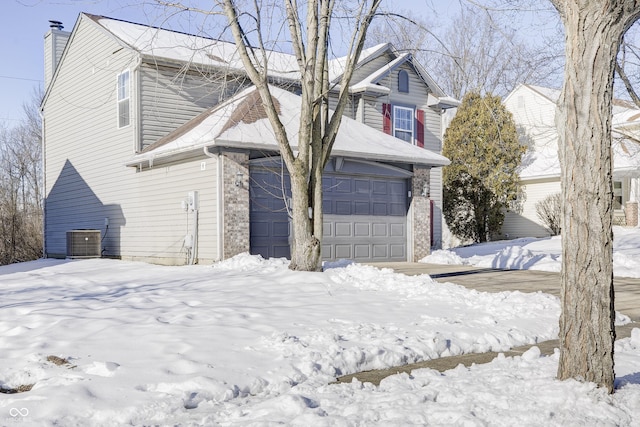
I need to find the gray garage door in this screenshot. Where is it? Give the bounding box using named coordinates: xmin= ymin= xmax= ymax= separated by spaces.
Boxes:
xmin=250 ymin=160 xmax=409 ymax=262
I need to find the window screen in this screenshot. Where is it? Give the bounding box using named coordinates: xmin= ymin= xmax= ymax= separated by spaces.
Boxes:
xmin=117 ymin=70 xmax=130 ymax=128
xmin=393 ymin=106 xmax=414 ymax=143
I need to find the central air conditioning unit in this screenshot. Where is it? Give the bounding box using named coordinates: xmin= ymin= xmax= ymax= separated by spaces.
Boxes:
xmin=66 ymin=229 xmax=101 ymax=258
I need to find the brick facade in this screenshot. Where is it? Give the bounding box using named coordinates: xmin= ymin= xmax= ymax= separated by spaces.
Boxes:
xmin=411 ymin=166 xmax=431 ymax=261
xmin=626 ymin=201 xmax=639 ymax=227
xmin=222 ymin=151 xmax=250 ymax=258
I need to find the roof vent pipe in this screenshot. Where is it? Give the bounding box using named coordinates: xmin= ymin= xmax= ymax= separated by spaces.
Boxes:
xmin=49 ymin=20 xmax=64 ymax=30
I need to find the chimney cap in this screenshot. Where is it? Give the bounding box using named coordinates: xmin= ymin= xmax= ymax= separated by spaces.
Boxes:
xmin=49 ymin=20 xmax=64 ymax=30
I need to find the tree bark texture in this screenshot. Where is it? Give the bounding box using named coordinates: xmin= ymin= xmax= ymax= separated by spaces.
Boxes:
xmin=551 ymin=0 xmax=640 ymax=393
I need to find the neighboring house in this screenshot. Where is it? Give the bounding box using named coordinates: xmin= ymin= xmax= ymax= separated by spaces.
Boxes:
xmin=42 ymin=13 xmax=458 ymax=265
xmin=502 ymin=84 xmax=640 ymax=238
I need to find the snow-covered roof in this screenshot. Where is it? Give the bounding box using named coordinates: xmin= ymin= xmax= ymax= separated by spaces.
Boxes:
xmin=126 ymin=85 xmax=450 ymax=168
xmin=88 ymin=14 xmax=400 ymax=85
xmin=509 ymin=84 xmax=640 ymax=179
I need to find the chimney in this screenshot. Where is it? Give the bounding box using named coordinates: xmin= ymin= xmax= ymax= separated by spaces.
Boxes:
xmin=44 ymin=20 xmax=70 ymax=89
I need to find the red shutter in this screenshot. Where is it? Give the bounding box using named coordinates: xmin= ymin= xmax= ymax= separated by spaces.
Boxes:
xmin=416 ymin=109 xmax=425 ymax=148
xmin=382 ymin=103 xmax=392 ymax=135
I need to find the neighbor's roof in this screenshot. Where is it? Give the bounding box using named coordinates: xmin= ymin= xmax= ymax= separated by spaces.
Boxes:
xmin=126 ymin=85 xmax=450 ymax=168
xmin=510 ymin=84 xmax=640 ymax=179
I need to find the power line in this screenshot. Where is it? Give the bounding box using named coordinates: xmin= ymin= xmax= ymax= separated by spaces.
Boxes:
xmin=0 ymin=75 xmax=42 ymax=83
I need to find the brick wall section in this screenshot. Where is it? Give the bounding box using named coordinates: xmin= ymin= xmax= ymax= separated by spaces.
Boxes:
xmin=222 ymin=151 xmax=250 ymax=258
xmin=626 ymin=201 xmax=638 ymax=227
xmin=411 ymin=166 xmax=431 ymax=261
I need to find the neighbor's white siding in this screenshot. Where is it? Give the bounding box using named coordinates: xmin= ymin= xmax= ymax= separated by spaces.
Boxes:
xmin=43 ymin=16 xmax=221 ymax=264
xmin=501 ymin=85 xmax=560 ymax=238
xmin=504 ymin=85 xmax=557 ymax=152
xmin=501 ymin=178 xmax=561 ymax=239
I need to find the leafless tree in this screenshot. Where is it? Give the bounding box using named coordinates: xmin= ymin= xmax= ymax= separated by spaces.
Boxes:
xmin=367 ymin=3 xmax=563 ymax=99
xmin=220 ymin=0 xmax=382 ymax=271
xmin=550 ymin=0 xmax=640 ymax=393
xmin=616 ymin=24 xmax=640 ymax=106
xmin=0 ymin=89 xmax=43 ymax=265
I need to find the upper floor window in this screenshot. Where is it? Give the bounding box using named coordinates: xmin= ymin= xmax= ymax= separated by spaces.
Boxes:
xmin=398 ymin=70 xmax=409 ymax=93
xmin=117 ymin=70 xmax=130 ymax=128
xmin=393 ymin=105 xmax=414 ymax=142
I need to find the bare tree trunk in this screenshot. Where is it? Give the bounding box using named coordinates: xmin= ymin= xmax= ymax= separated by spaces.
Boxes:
xmin=551 ymin=0 xmax=640 ymax=393
xmin=222 ymin=0 xmax=381 ymax=271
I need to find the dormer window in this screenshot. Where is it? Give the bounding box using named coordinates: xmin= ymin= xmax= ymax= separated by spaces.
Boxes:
xmin=398 ymin=70 xmax=409 ymax=93
xmin=117 ymin=70 xmax=130 ymax=128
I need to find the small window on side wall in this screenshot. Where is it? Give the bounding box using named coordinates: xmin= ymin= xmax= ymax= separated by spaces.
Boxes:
xmin=398 ymin=70 xmax=409 ymax=93
xmin=117 ymin=70 xmax=130 ymax=128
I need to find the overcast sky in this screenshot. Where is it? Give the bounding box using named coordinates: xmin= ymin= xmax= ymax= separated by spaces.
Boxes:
xmin=1 ymin=0 xmax=543 ymax=126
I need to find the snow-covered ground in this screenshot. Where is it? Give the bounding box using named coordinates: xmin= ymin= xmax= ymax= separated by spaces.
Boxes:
xmin=1 ymin=236 xmax=639 ymax=425
xmin=425 ymin=226 xmax=640 ymax=279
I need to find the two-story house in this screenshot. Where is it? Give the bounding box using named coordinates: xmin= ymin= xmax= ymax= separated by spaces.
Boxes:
xmin=42 ymin=13 xmax=458 ymax=265
xmin=502 ymin=84 xmax=640 ymax=238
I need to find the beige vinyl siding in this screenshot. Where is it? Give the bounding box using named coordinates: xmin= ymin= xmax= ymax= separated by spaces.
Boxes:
xmin=361 ymin=95 xmax=383 ymax=130
xmin=121 ymin=157 xmax=220 ymax=265
xmin=139 ymin=65 xmax=242 ymax=149
xmin=326 ymin=93 xmax=356 ymax=119
xmin=350 ymin=53 xmax=394 ymax=85
xmin=43 ymin=16 xmax=221 ymax=264
xmin=501 ymin=178 xmax=561 ymax=239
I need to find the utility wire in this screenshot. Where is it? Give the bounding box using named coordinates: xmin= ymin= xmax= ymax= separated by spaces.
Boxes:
xmin=0 ymin=75 xmax=42 ymax=82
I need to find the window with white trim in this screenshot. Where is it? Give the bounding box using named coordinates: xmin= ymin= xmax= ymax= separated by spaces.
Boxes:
xmin=117 ymin=70 xmax=130 ymax=128
xmin=393 ymin=105 xmax=414 ymax=143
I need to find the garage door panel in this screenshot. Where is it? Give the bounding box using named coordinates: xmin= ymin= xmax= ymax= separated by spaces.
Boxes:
xmin=390 ymin=244 xmax=405 ymax=258
xmin=372 ymin=223 xmax=387 ymax=237
xmin=372 ymin=180 xmax=387 ymax=194
xmin=335 ymin=222 xmax=352 ymax=237
xmin=372 ymin=202 xmax=387 ymax=215
xmin=354 ymin=201 xmax=370 ymax=215
xmin=355 ymin=179 xmax=370 ymax=193
xmin=354 ymin=223 xmax=370 ymax=237
xmin=373 ymin=244 xmax=387 ymax=258
xmin=273 ymin=221 xmax=289 ymax=237
xmin=335 ymin=244 xmax=352 ymax=259
xmin=390 ymin=223 xmax=405 ymax=237
xmin=390 ymin=203 xmax=405 ymax=216
xmin=335 ymin=200 xmax=352 ymax=215
xmin=354 ymin=244 xmax=370 ymax=258
xmin=273 ymin=245 xmax=291 ymax=258
xmin=335 ymin=178 xmax=351 ymax=192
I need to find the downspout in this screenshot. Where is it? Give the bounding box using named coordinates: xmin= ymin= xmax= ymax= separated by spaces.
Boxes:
xmin=40 ymin=109 xmax=46 ymax=258
xmin=204 ymin=146 xmax=224 ymax=260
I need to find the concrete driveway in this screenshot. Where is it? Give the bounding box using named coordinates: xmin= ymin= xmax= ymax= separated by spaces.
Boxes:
xmin=369 ymin=262 xmax=640 ymax=321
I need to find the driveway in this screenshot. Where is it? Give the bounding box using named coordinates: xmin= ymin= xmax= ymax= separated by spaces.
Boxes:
xmin=369 ymin=262 xmax=640 ymax=321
